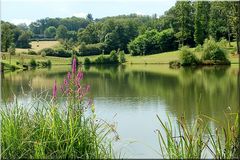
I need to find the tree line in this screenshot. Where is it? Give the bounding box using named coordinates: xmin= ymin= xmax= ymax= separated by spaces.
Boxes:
xmin=1 ymin=1 xmax=239 ymax=55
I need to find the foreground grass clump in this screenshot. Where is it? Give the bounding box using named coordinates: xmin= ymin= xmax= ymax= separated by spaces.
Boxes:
xmin=1 ymin=58 xmax=114 ymax=159
xmin=156 ymin=113 xmax=239 ymax=159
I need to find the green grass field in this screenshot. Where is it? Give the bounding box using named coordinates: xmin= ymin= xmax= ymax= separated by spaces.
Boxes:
xmin=15 ymin=41 xmax=60 ymax=53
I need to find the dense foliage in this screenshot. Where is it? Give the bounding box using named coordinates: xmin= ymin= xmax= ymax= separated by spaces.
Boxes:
xmin=1 ymin=1 xmax=239 ymax=55
xmin=79 ymin=43 xmax=106 ymax=56
xmin=128 ymin=29 xmax=177 ymax=56
xmin=39 ymin=48 xmax=72 ymax=57
xmin=179 ymin=46 xmax=199 ymax=66
xmin=202 ymin=37 xmax=229 ymax=62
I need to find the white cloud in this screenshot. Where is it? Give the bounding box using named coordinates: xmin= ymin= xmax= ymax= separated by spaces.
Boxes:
xmin=10 ymin=19 xmax=33 ymax=25
xmin=73 ymin=12 xmax=87 ymax=18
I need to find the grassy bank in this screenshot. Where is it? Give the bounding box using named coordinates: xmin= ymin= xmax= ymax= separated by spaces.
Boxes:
xmin=1 ymin=41 xmax=238 ymax=69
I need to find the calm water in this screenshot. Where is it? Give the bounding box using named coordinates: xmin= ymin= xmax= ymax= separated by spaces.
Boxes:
xmin=1 ymin=64 xmax=239 ymax=158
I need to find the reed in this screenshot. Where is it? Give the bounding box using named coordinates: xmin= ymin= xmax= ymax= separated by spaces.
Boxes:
xmin=156 ymin=113 xmax=239 ymax=159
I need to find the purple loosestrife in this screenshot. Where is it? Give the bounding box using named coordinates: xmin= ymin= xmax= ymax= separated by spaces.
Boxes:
xmin=67 ymin=72 xmax=71 ymax=80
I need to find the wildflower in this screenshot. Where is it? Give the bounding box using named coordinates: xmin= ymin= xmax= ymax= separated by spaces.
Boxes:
xmin=53 ymin=80 xmax=57 ymax=99
xmin=72 ymin=57 xmax=77 ymax=74
xmin=67 ymin=72 xmax=71 ymax=80
xmin=77 ymin=71 xmax=84 ymax=81
xmin=64 ymin=78 xmax=68 ymax=86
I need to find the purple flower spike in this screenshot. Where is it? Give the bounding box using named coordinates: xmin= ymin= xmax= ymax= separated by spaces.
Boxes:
xmin=64 ymin=78 xmax=68 ymax=86
xmin=77 ymin=71 xmax=84 ymax=81
xmin=72 ymin=57 xmax=77 ymax=74
xmin=67 ymin=72 xmax=71 ymax=80
xmin=53 ymin=80 xmax=57 ymax=99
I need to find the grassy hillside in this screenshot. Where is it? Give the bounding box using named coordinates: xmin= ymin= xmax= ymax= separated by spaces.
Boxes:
xmin=15 ymin=41 xmax=60 ymax=53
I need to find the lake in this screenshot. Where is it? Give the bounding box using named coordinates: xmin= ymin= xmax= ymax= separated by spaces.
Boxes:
xmin=1 ymin=64 xmax=239 ymax=158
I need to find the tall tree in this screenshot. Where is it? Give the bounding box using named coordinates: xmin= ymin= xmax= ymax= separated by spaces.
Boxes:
xmin=56 ymin=25 xmax=68 ymax=40
xmin=1 ymin=22 xmax=14 ymax=52
xmin=194 ymin=1 xmax=210 ymax=45
xmin=209 ymin=1 xmax=229 ymax=41
xmin=174 ymin=1 xmax=194 ymax=47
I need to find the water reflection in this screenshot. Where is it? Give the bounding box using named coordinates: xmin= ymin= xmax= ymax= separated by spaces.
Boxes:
xmin=1 ymin=64 xmax=239 ymax=158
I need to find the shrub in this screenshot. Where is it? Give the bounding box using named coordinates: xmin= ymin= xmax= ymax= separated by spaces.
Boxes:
xmin=94 ymin=51 xmax=119 ymax=64
xmin=79 ymin=43 xmax=106 ymax=56
xmin=95 ymin=55 xmax=109 ymax=64
xmin=55 ymin=48 xmax=72 ymax=57
xmin=194 ymin=44 xmax=203 ymax=52
xmin=218 ymin=38 xmax=228 ymax=48
xmin=202 ymin=37 xmax=228 ymax=61
xmin=28 ymin=50 xmax=38 ymax=55
xmin=39 ymin=48 xmax=55 ymax=56
xmin=29 ymin=59 xmax=37 ymax=67
xmin=179 ymin=46 xmax=199 ymax=66
xmin=128 ymin=29 xmax=177 ymax=56
xmin=119 ymin=51 xmax=126 ymax=63
xmin=84 ymin=57 xmax=91 ymax=65
xmin=109 ymin=50 xmax=119 ymax=63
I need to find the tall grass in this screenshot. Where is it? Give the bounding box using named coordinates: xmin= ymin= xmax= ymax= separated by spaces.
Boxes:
xmin=156 ymin=113 xmax=239 ymax=159
xmin=1 ymin=58 xmax=115 ymax=159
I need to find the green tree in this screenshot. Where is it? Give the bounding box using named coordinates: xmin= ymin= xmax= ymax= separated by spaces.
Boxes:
xmin=1 ymin=22 xmax=14 ymax=52
xmin=17 ymin=31 xmax=32 ymax=48
xmin=174 ymin=1 xmax=194 ymax=47
xmin=44 ymin=26 xmax=56 ymax=38
xmin=194 ymin=1 xmax=210 ymax=45
xmin=86 ymin=13 xmax=93 ymax=21
xmin=56 ymin=25 xmax=68 ymax=39
xmin=209 ymin=2 xmax=229 ymax=41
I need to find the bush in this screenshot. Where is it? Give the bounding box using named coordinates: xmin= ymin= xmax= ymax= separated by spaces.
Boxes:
xmin=128 ymin=29 xmax=177 ymax=56
xmin=202 ymin=37 xmax=228 ymax=61
xmin=39 ymin=48 xmax=72 ymax=57
xmin=28 ymin=50 xmax=38 ymax=55
xmin=218 ymin=38 xmax=228 ymax=48
xmin=55 ymin=48 xmax=72 ymax=57
xmin=39 ymin=48 xmax=55 ymax=56
xmin=79 ymin=43 xmax=106 ymax=56
xmin=194 ymin=44 xmax=203 ymax=52
xmin=119 ymin=51 xmax=126 ymax=63
xmin=109 ymin=50 xmax=119 ymax=63
xmin=84 ymin=57 xmax=91 ymax=65
xmin=179 ymin=46 xmax=199 ymax=66
xmin=94 ymin=51 xmax=119 ymax=64
xmin=29 ymin=59 xmax=37 ymax=67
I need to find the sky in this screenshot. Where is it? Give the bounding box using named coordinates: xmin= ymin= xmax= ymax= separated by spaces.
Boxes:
xmin=1 ymin=0 xmax=176 ymax=25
